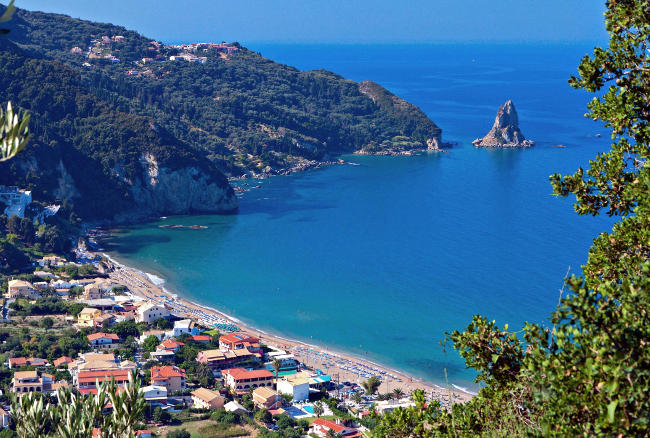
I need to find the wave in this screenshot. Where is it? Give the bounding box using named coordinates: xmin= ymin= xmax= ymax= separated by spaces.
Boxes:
xmin=452 ymin=384 xmax=478 ymax=396
xmin=145 ymin=273 xmax=166 ymax=286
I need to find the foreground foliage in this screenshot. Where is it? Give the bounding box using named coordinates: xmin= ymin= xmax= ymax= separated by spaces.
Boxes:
xmin=373 ymin=1 xmax=650 ymax=436
xmin=10 ymin=375 xmax=146 ymax=438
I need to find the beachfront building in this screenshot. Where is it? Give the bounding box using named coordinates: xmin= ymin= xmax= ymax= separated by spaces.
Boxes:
xmin=141 ymin=385 xmax=168 ymax=405
xmin=219 ymin=332 xmax=262 ymax=354
xmin=311 ymin=419 xmax=361 ymax=438
xmin=77 ymin=307 xmax=102 ymax=327
xmin=196 ymin=348 xmax=259 ymax=372
xmin=136 ymin=303 xmax=170 ymax=324
xmin=222 ymin=368 xmax=274 ymax=393
xmin=150 ymin=366 xmax=186 ymax=392
xmin=252 ymin=386 xmax=282 ymax=410
xmin=166 ymin=319 xmax=201 ymax=338
xmin=87 ymin=332 xmax=121 ymax=350
xmin=276 ymin=372 xmax=311 ymax=402
xmin=7 ymin=279 xmax=41 ymax=299
xmin=374 ymin=399 xmax=417 ymax=414
xmin=191 ymin=387 xmax=225 ymax=410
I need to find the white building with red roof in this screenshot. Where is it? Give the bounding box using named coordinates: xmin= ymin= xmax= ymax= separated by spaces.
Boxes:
xmin=87 ymin=332 xmax=121 ymax=350
xmin=76 ymin=369 xmax=131 ymax=395
xmin=311 ymin=418 xmax=361 ymax=437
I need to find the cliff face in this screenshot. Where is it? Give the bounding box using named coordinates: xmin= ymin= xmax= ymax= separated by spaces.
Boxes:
xmin=125 ymin=153 xmax=237 ymax=219
xmin=473 ymin=100 xmax=534 ymax=148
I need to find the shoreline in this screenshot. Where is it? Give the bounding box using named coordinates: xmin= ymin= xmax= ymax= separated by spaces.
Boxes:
xmin=99 ymin=252 xmax=475 ymax=406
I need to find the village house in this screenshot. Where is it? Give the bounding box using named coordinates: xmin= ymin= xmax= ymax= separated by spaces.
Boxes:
xmin=76 ymin=369 xmax=131 ymax=394
xmin=140 ymin=385 xmax=168 ymax=405
xmin=166 ymin=319 xmax=201 ymax=338
xmin=87 ymin=332 xmax=121 ymax=350
xmin=191 ymin=387 xmax=225 ymax=410
xmin=150 ymin=365 xmax=186 ymax=392
xmin=9 ymin=357 xmax=48 ymax=369
xmin=276 ymin=372 xmax=311 ymax=402
xmin=77 ymin=307 xmax=102 ymax=327
xmin=7 ymin=279 xmax=40 ymax=299
xmin=157 ymin=339 xmax=184 ymax=353
xmin=37 ymin=256 xmax=66 ymax=268
xmin=53 ymin=356 xmax=74 ymax=368
xmin=252 ymin=386 xmax=283 ymax=410
xmin=12 ymin=370 xmax=43 ymax=394
xmin=311 ymin=419 xmax=361 ymax=438
xmin=196 ymin=348 xmax=258 ymax=372
xmin=136 ymin=303 xmax=170 ymax=324
xmin=219 ymin=332 xmax=262 ymax=354
xmin=83 ymin=283 xmax=103 ymax=300
xmin=222 ymin=368 xmax=274 ymax=393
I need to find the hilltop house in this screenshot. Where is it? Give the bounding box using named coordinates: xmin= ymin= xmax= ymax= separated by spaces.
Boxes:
xmin=7 ymin=280 xmax=40 ymax=299
xmin=141 ymin=385 xmax=168 ymax=405
xmin=76 ymin=369 xmax=131 ymax=395
xmin=157 ymin=339 xmax=184 ymax=353
xmin=9 ymin=357 xmax=48 ymax=369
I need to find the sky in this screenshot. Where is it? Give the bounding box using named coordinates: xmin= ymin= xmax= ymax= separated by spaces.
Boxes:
xmin=14 ymin=0 xmax=607 ymax=45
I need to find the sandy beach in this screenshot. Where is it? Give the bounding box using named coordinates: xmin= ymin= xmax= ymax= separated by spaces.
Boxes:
xmin=102 ymin=254 xmax=474 ymax=407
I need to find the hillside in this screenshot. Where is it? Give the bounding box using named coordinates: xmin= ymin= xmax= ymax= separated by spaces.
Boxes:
xmin=0 ymin=6 xmax=442 ymax=218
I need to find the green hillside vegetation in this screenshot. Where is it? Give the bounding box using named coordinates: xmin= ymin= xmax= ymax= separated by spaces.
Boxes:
xmin=0 ymin=5 xmax=442 ymax=226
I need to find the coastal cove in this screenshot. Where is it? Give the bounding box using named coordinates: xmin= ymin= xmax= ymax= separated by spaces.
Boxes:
xmin=103 ymin=44 xmax=616 ymax=392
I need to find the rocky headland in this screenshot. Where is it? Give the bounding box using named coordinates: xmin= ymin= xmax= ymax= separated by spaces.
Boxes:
xmin=473 ymin=100 xmax=534 ymax=148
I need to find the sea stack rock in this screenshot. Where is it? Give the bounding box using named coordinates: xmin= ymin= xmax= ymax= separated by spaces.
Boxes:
xmin=473 ymin=100 xmax=534 ymax=148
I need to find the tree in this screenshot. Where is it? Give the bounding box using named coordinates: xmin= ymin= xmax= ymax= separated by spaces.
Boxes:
xmin=351 ymin=392 xmax=362 ymax=404
xmin=392 ymin=388 xmax=404 ymax=401
xmin=167 ymin=430 xmax=191 ymax=438
xmin=372 ymin=2 xmax=650 ymax=436
xmin=272 ymin=358 xmax=282 ymax=387
xmin=313 ymin=401 xmax=324 ymax=418
xmin=361 ymin=376 xmax=381 ymax=395
xmin=142 ymin=335 xmax=159 ymax=353
xmin=153 ymin=406 xmax=171 ymax=424
xmin=39 ymin=317 xmax=54 ymax=330
xmin=255 ymin=408 xmax=272 ymax=424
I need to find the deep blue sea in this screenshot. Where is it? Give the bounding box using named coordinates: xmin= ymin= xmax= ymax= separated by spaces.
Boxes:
xmin=106 ymin=44 xmax=615 ymax=392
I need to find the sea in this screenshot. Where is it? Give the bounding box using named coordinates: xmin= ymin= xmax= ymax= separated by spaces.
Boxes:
xmin=105 ymin=44 xmax=615 ymax=392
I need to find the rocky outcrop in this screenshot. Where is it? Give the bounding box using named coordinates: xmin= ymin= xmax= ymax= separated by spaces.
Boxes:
xmin=122 ymin=153 xmax=237 ymax=219
xmin=473 ymin=100 xmax=534 ymax=148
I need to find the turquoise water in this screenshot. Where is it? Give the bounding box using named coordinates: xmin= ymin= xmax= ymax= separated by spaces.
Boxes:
xmin=106 ymin=44 xmax=615 ymax=391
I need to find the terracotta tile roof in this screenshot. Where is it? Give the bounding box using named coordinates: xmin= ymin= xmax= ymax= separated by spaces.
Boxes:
xmin=190 ymin=335 xmax=212 ymax=342
xmin=158 ymin=339 xmax=184 ymax=350
xmin=223 ymin=368 xmax=273 ymax=380
xmin=9 ymin=357 xmax=28 ymax=367
xmin=87 ymin=332 xmax=120 ymax=342
xmin=313 ymin=418 xmax=347 ymax=433
xmin=151 ymin=365 xmax=186 ymax=380
xmin=54 ymin=356 xmax=73 ymax=367
xmin=220 ymin=332 xmax=259 ymax=345
xmin=77 ymin=369 xmax=131 ymax=384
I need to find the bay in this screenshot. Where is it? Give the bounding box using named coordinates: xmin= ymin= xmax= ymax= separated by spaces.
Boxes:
xmin=106 ymin=44 xmax=615 ymax=391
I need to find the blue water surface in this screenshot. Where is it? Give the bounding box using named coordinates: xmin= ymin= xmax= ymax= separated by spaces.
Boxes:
xmin=107 ymin=44 xmax=615 ymax=391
